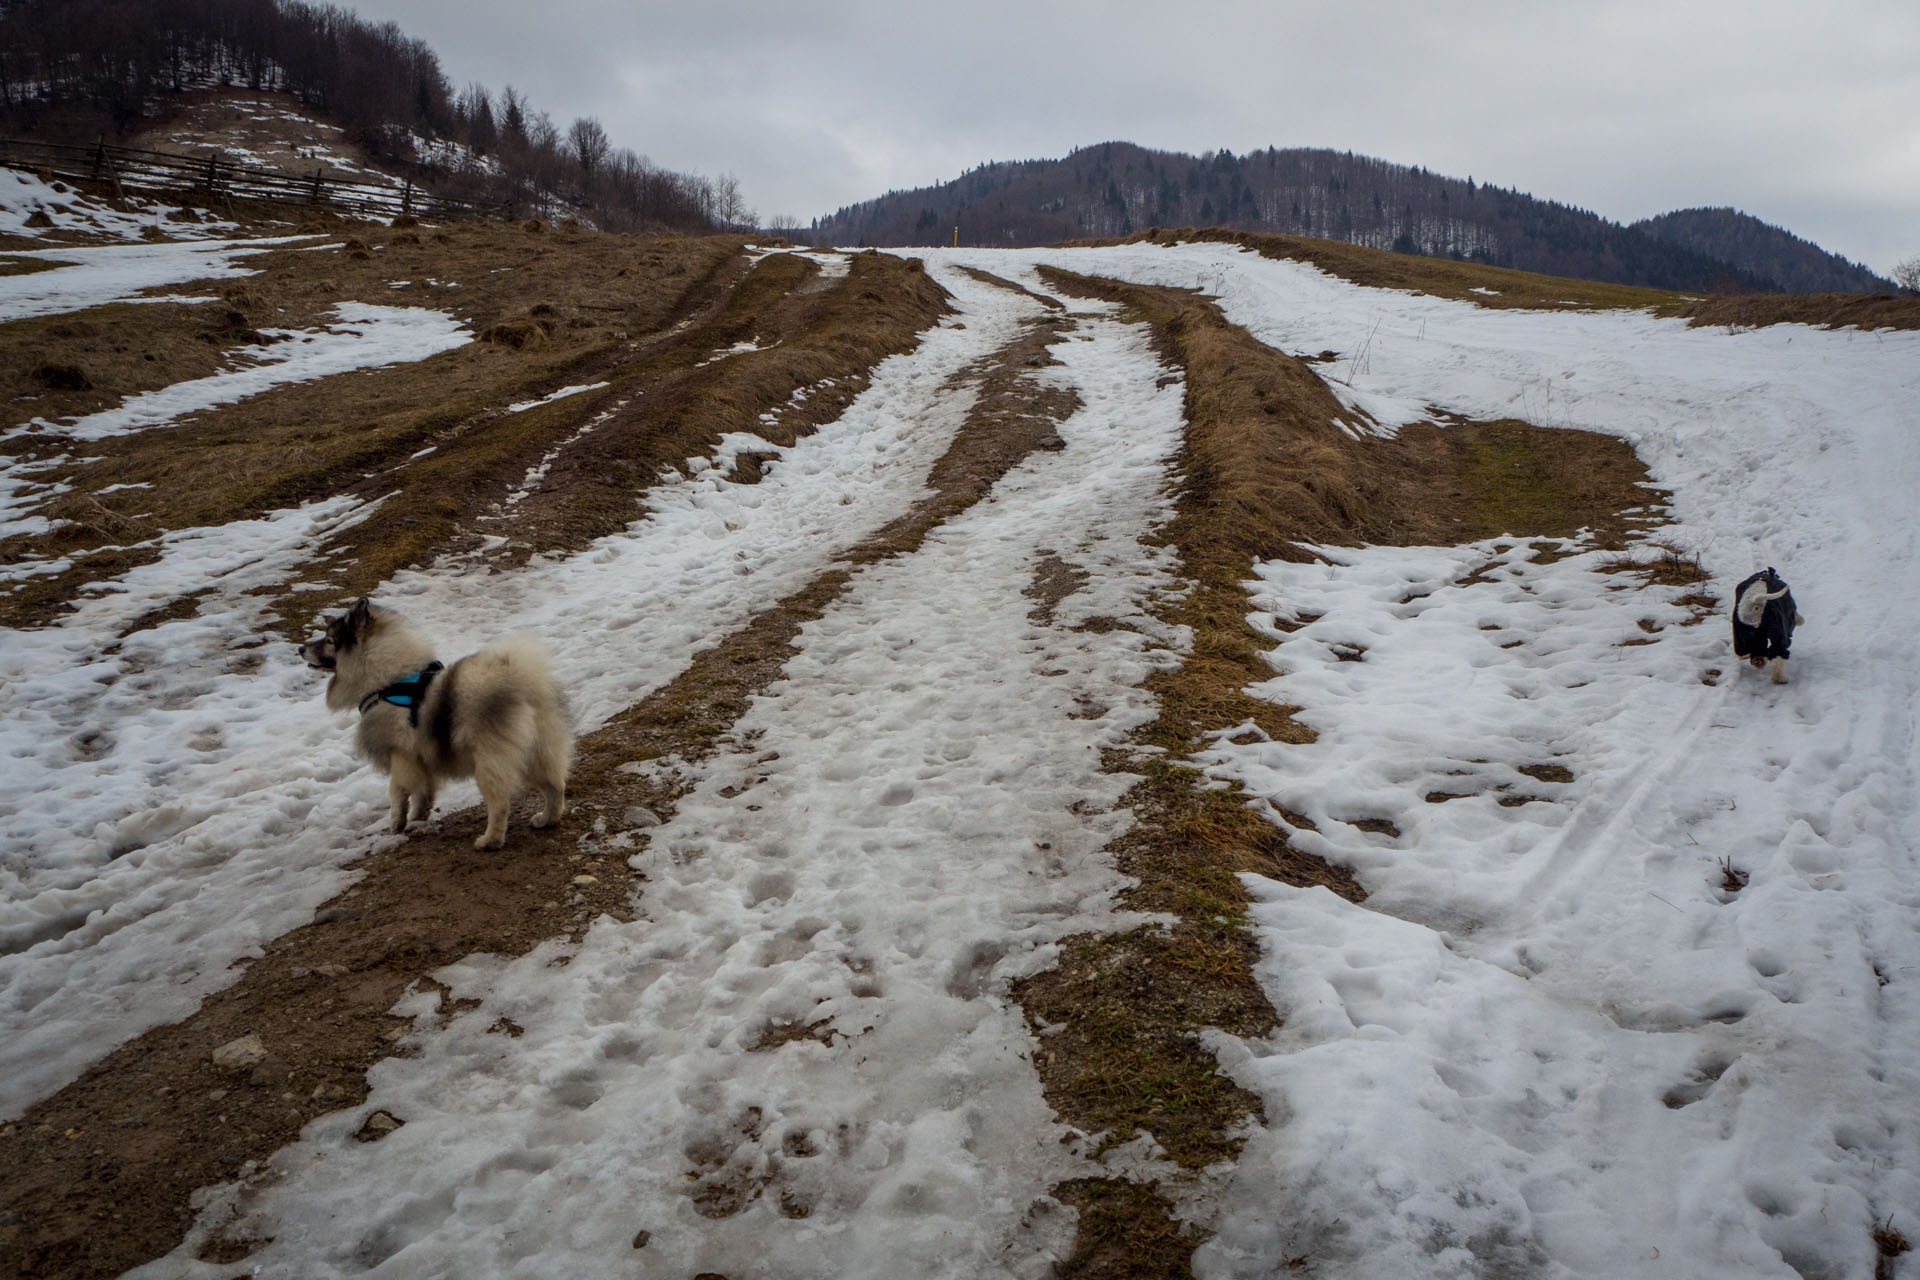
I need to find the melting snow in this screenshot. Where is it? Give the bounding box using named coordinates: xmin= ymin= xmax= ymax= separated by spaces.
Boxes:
xmin=0 ymin=235 xmax=311 ymax=323
xmin=14 ymin=304 xmax=471 ymax=442
xmin=4 ymin=238 xmax=1916 ymax=1279
xmin=505 ymin=382 xmax=610 ymax=414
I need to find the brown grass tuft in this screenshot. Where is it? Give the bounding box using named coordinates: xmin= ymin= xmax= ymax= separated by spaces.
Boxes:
xmin=1602 ymin=539 xmax=1711 ymax=588
xmin=477 ymin=316 xmax=551 ymax=348
xmin=1052 ymin=1179 xmax=1197 ymax=1279
xmin=31 ymin=362 xmax=92 ymax=390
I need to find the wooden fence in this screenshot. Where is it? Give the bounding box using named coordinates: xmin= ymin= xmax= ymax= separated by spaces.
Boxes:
xmin=0 ymin=136 xmax=509 ymax=223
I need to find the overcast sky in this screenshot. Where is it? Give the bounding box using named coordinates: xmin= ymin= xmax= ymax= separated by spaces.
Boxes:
xmin=348 ymin=0 xmax=1918 ymax=274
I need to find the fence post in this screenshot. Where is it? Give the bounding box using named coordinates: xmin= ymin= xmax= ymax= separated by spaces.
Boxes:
xmin=310 ymin=166 xmax=323 ymax=205
xmin=402 ymin=180 xmax=413 ymax=216
xmin=100 ymin=143 xmax=124 ymax=200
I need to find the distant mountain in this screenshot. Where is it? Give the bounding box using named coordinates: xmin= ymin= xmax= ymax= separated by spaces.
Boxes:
xmin=814 ymin=143 xmax=1878 ymax=296
xmin=1631 ymin=208 xmax=1892 ymax=294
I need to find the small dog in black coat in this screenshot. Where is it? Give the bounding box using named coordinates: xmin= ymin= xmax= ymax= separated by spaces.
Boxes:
xmin=1732 ymin=567 xmax=1803 ymax=684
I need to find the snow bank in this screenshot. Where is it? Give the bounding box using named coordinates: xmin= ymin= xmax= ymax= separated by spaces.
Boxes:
xmin=0 ymin=167 xmax=239 ymax=243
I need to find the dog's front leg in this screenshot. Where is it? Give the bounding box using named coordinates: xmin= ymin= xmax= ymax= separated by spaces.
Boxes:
xmin=388 ymin=755 xmax=430 ymax=833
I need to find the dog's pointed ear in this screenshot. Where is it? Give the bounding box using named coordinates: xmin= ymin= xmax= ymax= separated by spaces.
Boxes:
xmin=348 ymin=597 xmax=373 ymax=628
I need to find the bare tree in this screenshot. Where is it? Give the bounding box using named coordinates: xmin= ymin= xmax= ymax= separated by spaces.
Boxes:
xmin=712 ymin=171 xmax=753 ymax=229
xmin=1893 ymin=256 xmax=1920 ymax=294
xmin=568 ymin=116 xmax=610 ymax=193
xmin=459 ymin=82 xmax=494 ymax=154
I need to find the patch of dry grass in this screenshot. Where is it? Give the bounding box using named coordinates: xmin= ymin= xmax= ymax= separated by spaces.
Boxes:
xmin=1052 ymin=1180 xmax=1197 ymax=1280
xmin=0 ymin=253 xmax=62 ymax=277
xmin=1683 ymin=291 xmax=1920 ymax=333
xmin=1600 ymin=538 xmax=1713 ymax=588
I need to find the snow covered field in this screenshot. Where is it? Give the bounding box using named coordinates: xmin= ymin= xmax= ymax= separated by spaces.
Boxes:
xmin=995 ymin=243 xmax=1920 ymax=1279
xmin=3 ymin=232 xmax=1916 ymax=1278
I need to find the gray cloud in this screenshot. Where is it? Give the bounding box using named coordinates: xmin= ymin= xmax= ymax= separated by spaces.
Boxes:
xmin=358 ymin=0 xmax=1919 ymax=272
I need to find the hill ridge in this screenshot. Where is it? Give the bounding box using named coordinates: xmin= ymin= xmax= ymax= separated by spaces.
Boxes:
xmin=814 ymin=141 xmax=1891 ymax=295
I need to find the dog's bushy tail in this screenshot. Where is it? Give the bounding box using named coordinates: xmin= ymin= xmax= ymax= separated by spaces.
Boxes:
xmin=473 ymin=634 xmax=554 ymax=681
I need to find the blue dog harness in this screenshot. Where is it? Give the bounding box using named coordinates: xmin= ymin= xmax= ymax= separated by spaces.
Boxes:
xmin=358 ymin=661 xmax=444 ymax=726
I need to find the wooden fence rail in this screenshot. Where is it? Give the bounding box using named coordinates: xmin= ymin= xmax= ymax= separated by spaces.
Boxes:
xmin=0 ymin=136 xmax=510 ymax=223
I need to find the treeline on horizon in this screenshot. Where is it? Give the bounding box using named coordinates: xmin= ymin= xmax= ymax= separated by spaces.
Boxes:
xmin=816 ymin=142 xmax=1891 ymax=295
xmin=0 ymin=0 xmax=744 ymax=232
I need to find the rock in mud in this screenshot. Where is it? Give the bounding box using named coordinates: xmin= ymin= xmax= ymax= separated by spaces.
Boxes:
xmin=210 ymin=1034 xmax=267 ymax=1071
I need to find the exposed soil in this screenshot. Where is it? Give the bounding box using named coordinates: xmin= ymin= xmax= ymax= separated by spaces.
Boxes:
xmin=0 ymin=291 xmax=1086 ymax=1280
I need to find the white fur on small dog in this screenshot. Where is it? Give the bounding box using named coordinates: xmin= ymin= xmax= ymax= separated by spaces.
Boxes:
xmin=315 ymin=600 xmax=571 ymax=849
xmin=1734 ymin=578 xmax=1788 ymax=627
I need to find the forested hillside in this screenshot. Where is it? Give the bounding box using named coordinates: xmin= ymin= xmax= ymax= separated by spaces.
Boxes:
xmin=0 ymin=0 xmax=732 ymax=231
xmin=815 ymin=141 xmax=1891 ymax=295
xmin=1632 ymin=206 xmax=1891 ymax=295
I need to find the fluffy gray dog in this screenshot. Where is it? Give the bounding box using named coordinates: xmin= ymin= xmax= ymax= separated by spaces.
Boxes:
xmin=301 ymin=598 xmax=571 ymax=849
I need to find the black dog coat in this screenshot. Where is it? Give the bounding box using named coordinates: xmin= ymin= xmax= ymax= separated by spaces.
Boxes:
xmin=1732 ymin=568 xmax=1796 ymax=661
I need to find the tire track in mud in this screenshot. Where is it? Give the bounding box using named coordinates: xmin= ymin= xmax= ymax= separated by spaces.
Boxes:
xmin=0 ymin=286 xmax=1079 ymax=1280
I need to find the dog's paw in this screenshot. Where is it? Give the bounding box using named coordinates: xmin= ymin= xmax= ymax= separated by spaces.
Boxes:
xmin=473 ymin=833 xmax=505 ymax=851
